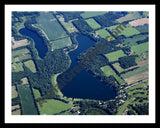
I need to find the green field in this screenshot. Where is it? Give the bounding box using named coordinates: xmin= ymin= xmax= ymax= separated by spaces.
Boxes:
xmin=12 ymin=48 xmax=30 ymax=57
xmin=107 ymin=24 xmax=140 ymax=37
xmin=131 ymin=42 xmax=148 ymax=55
xmin=101 ymin=65 xmax=125 ymax=85
xmin=32 ymin=88 xmax=41 ymax=99
xmin=121 ymin=64 xmax=148 ymax=79
xmin=37 ymin=99 xmax=71 ymax=115
xmin=122 ymin=34 xmax=148 ymax=47
xmin=17 ymin=84 xmax=38 ymax=115
xmin=12 ymin=62 xmax=24 ymax=72
xmin=104 ymin=50 xmax=126 ymax=62
xmin=96 ymin=28 xmax=115 ymax=41
xmin=24 ymin=60 xmax=37 ymax=73
xmin=85 ymin=18 xmax=101 ymax=29
xmin=50 ymin=36 xmax=72 ymax=50
xmin=80 ymin=11 xmax=107 ymax=19
xmin=85 ymin=107 xmax=108 ymax=115
xmin=35 ymin=12 xmax=67 ymax=41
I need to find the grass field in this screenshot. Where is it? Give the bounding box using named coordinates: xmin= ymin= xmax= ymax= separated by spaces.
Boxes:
xmin=37 ymin=99 xmax=71 ymax=115
xmin=131 ymin=42 xmax=148 ymax=55
xmin=85 ymin=107 xmax=108 ymax=115
xmin=85 ymin=18 xmax=101 ymax=29
xmin=50 ymin=36 xmax=72 ymax=50
xmin=101 ymin=65 xmax=125 ymax=85
xmin=107 ymin=24 xmax=140 ymax=37
xmin=32 ymin=88 xmax=41 ymax=99
xmin=96 ymin=28 xmax=115 ymax=41
xmin=24 ymin=60 xmax=37 ymax=73
xmin=80 ymin=11 xmax=107 ymax=19
xmin=36 ymin=12 xmax=67 ymax=41
xmin=17 ymin=84 xmax=38 ymax=115
xmin=12 ymin=62 xmax=24 ymax=72
xmin=12 ymin=48 xmax=30 ymax=57
xmin=121 ymin=64 xmax=148 ymax=79
xmin=104 ymin=50 xmax=126 ymax=62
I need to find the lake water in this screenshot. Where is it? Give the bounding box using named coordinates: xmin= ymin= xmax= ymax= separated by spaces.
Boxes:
xmin=19 ymin=28 xmax=48 ymax=59
xmin=20 ymin=27 xmax=116 ymax=101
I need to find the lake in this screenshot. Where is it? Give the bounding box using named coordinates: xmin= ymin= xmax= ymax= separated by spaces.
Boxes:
xmin=20 ymin=27 xmax=116 ymax=101
xmin=19 ymin=28 xmax=48 ymax=59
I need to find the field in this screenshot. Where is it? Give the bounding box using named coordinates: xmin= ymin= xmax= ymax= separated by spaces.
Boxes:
xmin=58 ymin=15 xmax=78 ymax=33
xmin=50 ymin=36 xmax=72 ymax=50
xmin=131 ymin=42 xmax=148 ymax=55
xmin=85 ymin=107 xmax=108 ymax=115
xmin=107 ymin=24 xmax=140 ymax=37
xmin=117 ymin=81 xmax=148 ymax=115
xmin=116 ymin=12 xmax=141 ymax=23
xmin=85 ymin=18 xmax=101 ymax=29
xmin=80 ymin=11 xmax=107 ymax=19
xmin=32 ymin=88 xmax=41 ymax=99
xmin=12 ymin=37 xmax=29 ymax=49
xmin=17 ymin=84 xmax=38 ymax=115
xmin=12 ymin=86 xmax=18 ymax=98
xmin=129 ymin=18 xmax=149 ymax=27
xmin=122 ymin=34 xmax=148 ymax=47
xmin=104 ymin=50 xmax=126 ymax=62
xmin=35 ymin=12 xmax=67 ymax=41
xmin=24 ymin=60 xmax=37 ymax=73
xmin=12 ymin=48 xmax=30 ymax=57
xmin=101 ymin=65 xmax=125 ymax=85
xmin=96 ymin=28 xmax=115 ymax=40
xmin=121 ymin=64 xmax=148 ymax=79
xmin=12 ymin=62 xmax=24 ymax=72
xmin=37 ymin=99 xmax=71 ymax=115
xmin=112 ymin=62 xmax=138 ymax=74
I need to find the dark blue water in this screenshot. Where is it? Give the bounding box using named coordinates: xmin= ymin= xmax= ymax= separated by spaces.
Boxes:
xmin=59 ymin=35 xmax=116 ymax=101
xmin=19 ymin=28 xmax=48 ymax=59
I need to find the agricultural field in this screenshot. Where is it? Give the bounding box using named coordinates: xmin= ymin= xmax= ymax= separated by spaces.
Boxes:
xmin=24 ymin=60 xmax=37 ymax=73
xmin=96 ymin=28 xmax=115 ymax=40
xmin=57 ymin=15 xmax=78 ymax=33
xmin=129 ymin=18 xmax=149 ymax=27
xmin=80 ymin=11 xmax=107 ymax=19
xmin=32 ymin=88 xmax=41 ymax=99
xmin=11 ymin=37 xmax=29 ymax=49
xmin=117 ymin=80 xmax=148 ymax=115
xmin=104 ymin=50 xmax=126 ymax=62
xmin=107 ymin=24 xmax=140 ymax=37
xmin=121 ymin=64 xmax=148 ymax=79
xmin=85 ymin=18 xmax=101 ymax=29
xmin=37 ymin=99 xmax=71 ymax=115
xmin=101 ymin=65 xmax=125 ymax=85
xmin=17 ymin=84 xmax=38 ymax=115
xmin=35 ymin=12 xmax=67 ymax=41
xmin=12 ymin=62 xmax=24 ymax=72
xmin=12 ymin=48 xmax=30 ymax=57
xmin=12 ymin=86 xmax=18 ymax=98
xmin=131 ymin=42 xmax=148 ymax=55
xmin=50 ymin=36 xmax=72 ymax=50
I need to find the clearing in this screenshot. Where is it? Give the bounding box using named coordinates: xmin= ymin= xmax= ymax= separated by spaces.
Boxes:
xmin=129 ymin=18 xmax=149 ymax=27
xmin=85 ymin=18 xmax=101 ymax=29
xmin=24 ymin=60 xmax=37 ymax=73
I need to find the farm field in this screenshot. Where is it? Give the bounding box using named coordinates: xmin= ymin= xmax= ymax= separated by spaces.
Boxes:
xmin=24 ymin=60 xmax=37 ymax=73
xmin=107 ymin=24 xmax=140 ymax=37
xmin=50 ymin=36 xmax=72 ymax=50
xmin=112 ymin=62 xmax=138 ymax=74
xmin=12 ymin=48 xmax=30 ymax=57
xmin=101 ymin=65 xmax=125 ymax=85
xmin=17 ymin=84 xmax=38 ymax=115
xmin=131 ymin=42 xmax=148 ymax=55
xmin=35 ymin=12 xmax=67 ymax=41
xmin=104 ymin=50 xmax=126 ymax=62
xmin=96 ymin=28 xmax=115 ymax=40
xmin=32 ymin=88 xmax=41 ymax=99
xmin=121 ymin=64 xmax=148 ymax=79
xmin=12 ymin=86 xmax=18 ymax=98
xmin=129 ymin=18 xmax=149 ymax=27
xmin=80 ymin=11 xmax=107 ymax=19
xmin=11 ymin=37 xmax=29 ymax=49
xmin=37 ymin=99 xmax=71 ymax=115
xmin=12 ymin=62 xmax=24 ymax=72
xmin=85 ymin=18 xmax=101 ymax=29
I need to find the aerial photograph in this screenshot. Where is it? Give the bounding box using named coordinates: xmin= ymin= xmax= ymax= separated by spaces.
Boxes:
xmin=11 ymin=11 xmax=149 ymax=115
